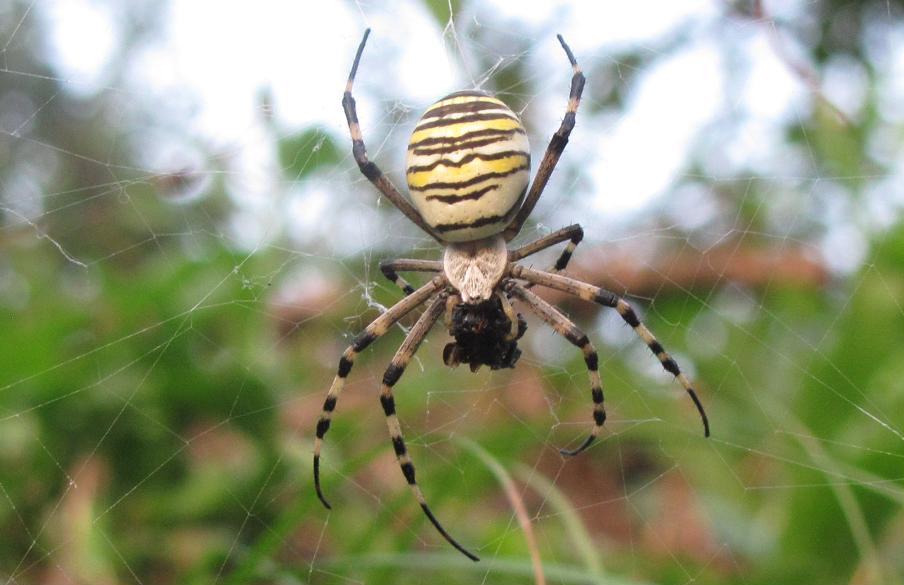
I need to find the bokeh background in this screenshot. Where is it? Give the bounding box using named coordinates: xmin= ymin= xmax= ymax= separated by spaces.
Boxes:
xmin=2 ymin=0 xmax=904 ymax=583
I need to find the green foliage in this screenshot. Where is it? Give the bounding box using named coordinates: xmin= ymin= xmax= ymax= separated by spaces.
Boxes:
xmin=279 ymin=128 xmax=342 ymax=180
xmin=423 ymin=0 xmax=464 ymax=25
xmin=2 ymin=2 xmax=903 ymax=584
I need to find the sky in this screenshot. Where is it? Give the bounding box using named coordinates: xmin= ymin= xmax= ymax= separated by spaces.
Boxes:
xmin=28 ymin=0 xmax=897 ymax=270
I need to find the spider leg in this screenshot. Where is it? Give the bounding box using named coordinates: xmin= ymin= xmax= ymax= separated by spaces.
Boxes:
xmin=495 ymin=291 xmax=520 ymax=341
xmin=508 ymin=224 xmax=584 ymax=289
xmin=380 ymin=259 xmax=443 ymax=296
xmin=377 ymin=294 xmax=480 ymax=561
xmin=314 ymin=276 xmax=445 ymax=509
xmin=509 ymin=223 xmax=583 ymax=264
xmin=343 ymin=30 xmax=441 ymax=241
xmin=507 ymin=282 xmax=605 ymax=456
xmin=444 ymin=293 xmax=461 ymax=329
xmin=503 ymin=36 xmax=585 ymax=241
xmin=511 ymin=265 xmax=710 ymax=437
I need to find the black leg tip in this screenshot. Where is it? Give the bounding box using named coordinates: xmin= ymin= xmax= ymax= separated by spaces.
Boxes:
xmin=419 ymin=502 xmax=479 ymax=562
xmin=686 ymin=388 xmax=710 ymax=438
xmin=349 ymin=29 xmax=373 ymax=83
xmin=560 ymin=434 xmax=595 ymax=457
xmin=556 ymin=34 xmax=578 ymax=67
xmin=452 ymin=541 xmax=480 ymax=562
xmin=314 ymin=457 xmax=333 ymax=510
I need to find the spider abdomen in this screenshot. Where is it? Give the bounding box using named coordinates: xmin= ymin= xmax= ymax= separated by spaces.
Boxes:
xmin=407 ymin=91 xmax=530 ymax=242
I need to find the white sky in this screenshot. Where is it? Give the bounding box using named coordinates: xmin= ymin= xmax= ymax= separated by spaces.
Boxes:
xmin=33 ymin=0 xmax=896 ymax=263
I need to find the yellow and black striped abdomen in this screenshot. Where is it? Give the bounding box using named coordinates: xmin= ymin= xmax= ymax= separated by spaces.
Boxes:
xmin=407 ymin=91 xmax=530 ymax=242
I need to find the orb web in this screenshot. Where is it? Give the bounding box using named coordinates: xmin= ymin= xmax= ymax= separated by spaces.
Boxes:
xmin=1 ymin=1 xmax=903 ymax=583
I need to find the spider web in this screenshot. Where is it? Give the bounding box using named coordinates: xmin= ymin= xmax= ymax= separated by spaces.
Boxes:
xmin=2 ymin=0 xmax=904 ymax=584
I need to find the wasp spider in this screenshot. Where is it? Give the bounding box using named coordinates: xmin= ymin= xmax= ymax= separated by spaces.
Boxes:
xmin=314 ymin=29 xmax=710 ymax=562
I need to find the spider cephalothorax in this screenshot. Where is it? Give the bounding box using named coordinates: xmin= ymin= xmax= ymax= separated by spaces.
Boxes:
xmin=313 ymin=29 xmax=710 ymax=562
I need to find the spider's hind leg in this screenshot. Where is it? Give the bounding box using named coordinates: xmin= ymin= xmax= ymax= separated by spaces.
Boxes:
xmin=343 ymin=30 xmax=441 ymax=241
xmin=503 ymin=35 xmax=585 ymax=241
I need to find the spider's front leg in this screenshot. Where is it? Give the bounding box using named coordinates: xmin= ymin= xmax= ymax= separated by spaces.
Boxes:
xmin=313 ymin=277 xmax=444 ymax=509
xmin=507 ymin=282 xmax=605 ymax=455
xmin=511 ymin=265 xmax=710 ymax=437
xmin=376 ymin=293 xmax=480 ymax=561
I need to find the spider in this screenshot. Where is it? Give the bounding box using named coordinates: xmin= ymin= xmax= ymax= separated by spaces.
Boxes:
xmin=313 ymin=29 xmax=710 ymax=562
